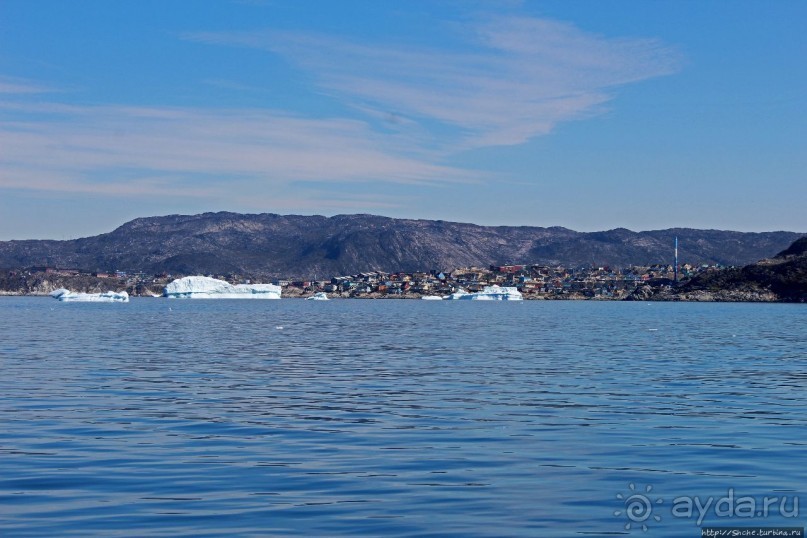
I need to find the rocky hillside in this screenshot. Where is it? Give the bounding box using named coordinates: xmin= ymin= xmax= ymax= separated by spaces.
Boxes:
xmin=0 ymin=212 xmax=801 ymax=279
xmin=629 ymin=236 xmax=807 ymax=302
xmin=0 ymin=271 xmax=164 ymax=297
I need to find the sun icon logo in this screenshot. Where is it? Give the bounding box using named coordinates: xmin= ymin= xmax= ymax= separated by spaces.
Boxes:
xmin=614 ymin=483 xmax=663 ymax=532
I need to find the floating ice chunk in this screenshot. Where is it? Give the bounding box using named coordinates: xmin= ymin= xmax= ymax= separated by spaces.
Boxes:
xmin=52 ymin=290 xmax=129 ymax=303
xmin=421 ymin=295 xmax=443 ymax=300
xmin=444 ymin=289 xmax=470 ymax=300
xmin=164 ymin=276 xmax=281 ymax=299
xmin=444 ymin=285 xmax=522 ymax=301
xmin=305 ymin=292 xmax=329 ymax=301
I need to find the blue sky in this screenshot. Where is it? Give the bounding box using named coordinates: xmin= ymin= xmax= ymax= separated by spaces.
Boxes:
xmin=1 ymin=1 xmax=805 ymax=240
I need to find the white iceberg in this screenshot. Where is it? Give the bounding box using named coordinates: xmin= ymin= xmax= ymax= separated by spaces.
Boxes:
xmin=444 ymin=285 xmax=522 ymax=301
xmin=50 ymin=288 xmax=71 ymax=298
xmin=306 ymin=292 xmax=329 ymax=301
xmin=444 ymin=289 xmax=471 ymax=300
xmin=164 ymin=276 xmax=281 ymax=299
xmin=421 ymin=295 xmax=443 ymax=300
xmin=50 ymin=289 xmax=129 ymax=303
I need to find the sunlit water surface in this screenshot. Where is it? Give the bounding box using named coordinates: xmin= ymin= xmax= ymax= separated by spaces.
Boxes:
xmin=1 ymin=298 xmax=805 ymax=537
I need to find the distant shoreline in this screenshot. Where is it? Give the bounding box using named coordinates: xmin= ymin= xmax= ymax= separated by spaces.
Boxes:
xmin=0 ymin=291 xmax=798 ymax=303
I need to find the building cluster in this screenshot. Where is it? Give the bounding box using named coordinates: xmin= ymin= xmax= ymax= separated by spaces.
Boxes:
xmin=275 ymin=262 xmax=723 ymax=299
xmin=7 ymin=266 xmax=169 ymax=296
xmin=27 ymin=266 xmax=152 ymax=280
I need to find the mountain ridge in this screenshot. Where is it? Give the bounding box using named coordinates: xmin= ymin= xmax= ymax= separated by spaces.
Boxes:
xmin=0 ymin=212 xmax=802 ymax=279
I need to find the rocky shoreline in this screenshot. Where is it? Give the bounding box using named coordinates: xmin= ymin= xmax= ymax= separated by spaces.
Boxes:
xmin=0 ymin=277 xmax=612 ymax=301
xmin=626 ymin=284 xmax=782 ymax=302
xmin=0 ymin=288 xmax=799 ymax=302
xmin=0 ymin=285 xmax=794 ymax=302
xmin=0 ymin=275 xmax=801 ymax=303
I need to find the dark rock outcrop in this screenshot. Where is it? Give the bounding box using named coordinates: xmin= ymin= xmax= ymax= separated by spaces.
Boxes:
xmin=627 ymin=235 xmax=807 ymax=302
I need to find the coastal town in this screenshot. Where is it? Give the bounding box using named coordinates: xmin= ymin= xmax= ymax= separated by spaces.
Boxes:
xmin=0 ymin=261 xmax=726 ymax=299
xmin=275 ymin=262 xmax=718 ymax=299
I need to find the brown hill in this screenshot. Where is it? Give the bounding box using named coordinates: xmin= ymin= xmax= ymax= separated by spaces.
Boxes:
xmin=0 ymin=212 xmax=801 ymax=279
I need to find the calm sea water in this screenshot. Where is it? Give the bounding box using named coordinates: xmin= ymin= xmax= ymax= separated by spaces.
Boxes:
xmin=1 ymin=297 xmax=805 ymax=537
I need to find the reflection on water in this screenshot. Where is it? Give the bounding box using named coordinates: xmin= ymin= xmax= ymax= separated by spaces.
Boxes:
xmin=0 ymin=298 xmax=805 ymax=536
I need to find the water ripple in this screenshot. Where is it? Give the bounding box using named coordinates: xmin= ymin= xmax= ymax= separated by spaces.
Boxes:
xmin=0 ymin=298 xmax=805 ymax=536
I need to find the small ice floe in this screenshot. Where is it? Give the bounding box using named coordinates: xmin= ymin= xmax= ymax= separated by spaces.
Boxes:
xmin=50 ymin=289 xmax=129 ymax=303
xmin=421 ymin=296 xmax=443 ymax=300
xmin=305 ymin=292 xmax=329 ymax=301
xmin=275 ymin=326 xmax=284 ymax=330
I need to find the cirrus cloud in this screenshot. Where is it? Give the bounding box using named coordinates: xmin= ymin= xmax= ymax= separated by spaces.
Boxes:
xmin=0 ymin=99 xmax=479 ymax=202
xmin=185 ymin=15 xmax=681 ymax=149
xmin=1 ymin=15 xmax=681 ymax=213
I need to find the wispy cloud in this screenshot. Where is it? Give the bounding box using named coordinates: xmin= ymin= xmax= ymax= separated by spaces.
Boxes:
xmin=0 ymin=101 xmax=478 ymax=201
xmin=2 ymin=14 xmax=680 ymax=213
xmin=0 ymin=76 xmax=55 ymax=95
xmin=185 ymin=16 xmax=681 ymax=148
